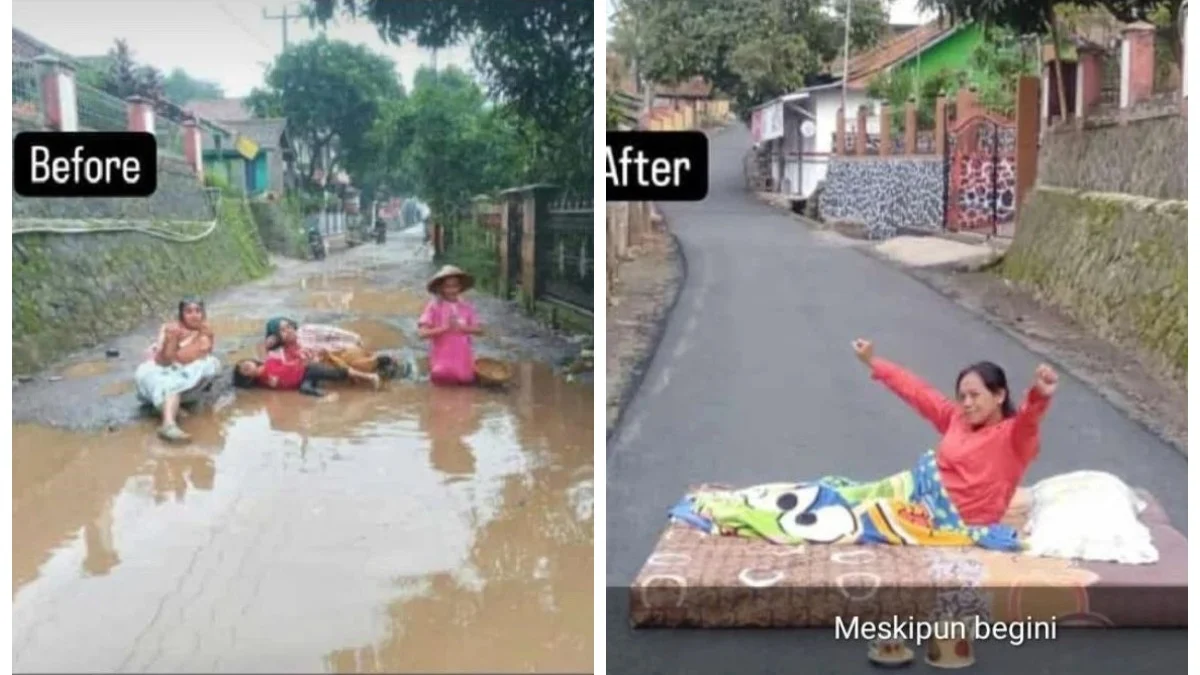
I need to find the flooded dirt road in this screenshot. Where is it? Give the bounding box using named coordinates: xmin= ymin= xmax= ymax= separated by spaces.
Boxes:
xmin=13 ymin=233 xmax=594 ymax=673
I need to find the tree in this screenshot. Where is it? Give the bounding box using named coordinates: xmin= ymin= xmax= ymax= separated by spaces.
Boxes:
xmin=368 ymin=66 xmax=527 ymax=216
xmin=87 ymin=39 xmax=163 ymax=101
xmin=311 ymin=0 xmax=593 ymax=195
xmin=245 ymin=35 xmax=403 ymax=186
xmin=162 ymin=68 xmax=224 ymax=104
xmin=614 ymin=0 xmax=890 ymax=118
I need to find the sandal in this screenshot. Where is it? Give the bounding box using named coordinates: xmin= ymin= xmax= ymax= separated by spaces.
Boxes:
xmin=157 ymin=424 xmax=191 ymax=443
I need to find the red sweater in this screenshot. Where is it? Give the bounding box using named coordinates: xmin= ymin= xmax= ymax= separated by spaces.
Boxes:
xmin=871 ymin=359 xmax=1051 ymax=525
xmin=257 ymin=349 xmax=307 ymax=390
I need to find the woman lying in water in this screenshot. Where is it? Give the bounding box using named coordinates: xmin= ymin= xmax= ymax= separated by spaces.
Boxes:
xmin=671 ymin=339 xmax=1057 ymax=551
xmin=134 ymin=297 xmax=222 ymax=442
xmin=234 ymin=317 xmax=402 ymax=395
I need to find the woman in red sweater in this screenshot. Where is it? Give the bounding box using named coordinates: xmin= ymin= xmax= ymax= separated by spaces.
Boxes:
xmin=848 ymin=338 xmax=1057 ymax=527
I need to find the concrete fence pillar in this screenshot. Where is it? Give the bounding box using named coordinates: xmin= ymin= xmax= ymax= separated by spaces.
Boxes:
xmin=878 ymin=103 xmax=892 ymax=156
xmin=1014 ymin=75 xmax=1041 ymax=228
xmin=182 ymin=118 xmax=203 ymax=178
xmin=126 ymin=95 xmax=155 ymax=134
xmin=34 ymin=54 xmax=78 ymax=131
xmin=1121 ymin=21 xmax=1157 ymax=109
xmin=834 ymin=107 xmax=846 ymax=156
xmin=934 ymin=96 xmax=948 ymax=155
xmin=854 ymin=105 xmax=868 ymax=156
xmin=904 ymin=98 xmax=917 ymax=154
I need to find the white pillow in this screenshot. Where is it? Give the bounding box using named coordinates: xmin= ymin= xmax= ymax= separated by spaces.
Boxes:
xmin=1023 ymin=471 xmax=1158 ymax=565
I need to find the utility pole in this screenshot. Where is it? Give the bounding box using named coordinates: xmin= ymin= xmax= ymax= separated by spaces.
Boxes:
xmin=841 ymin=0 xmax=853 ymax=113
xmin=263 ymin=4 xmax=301 ymax=51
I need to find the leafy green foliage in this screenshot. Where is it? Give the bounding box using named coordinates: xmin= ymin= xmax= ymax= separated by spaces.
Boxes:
xmin=162 ymin=68 xmax=224 ymax=104
xmin=615 ymin=0 xmax=889 ymax=117
xmin=246 ymin=35 xmax=403 ymax=186
xmin=866 ymin=27 xmax=1038 ymax=126
xmin=310 ymin=0 xmax=593 ymax=195
xmin=367 ymin=67 xmax=529 ymax=216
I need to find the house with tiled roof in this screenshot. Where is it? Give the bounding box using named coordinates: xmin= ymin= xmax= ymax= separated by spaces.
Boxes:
xmin=184 ymin=97 xmax=306 ymax=196
xmin=752 ymin=21 xmax=983 ymax=202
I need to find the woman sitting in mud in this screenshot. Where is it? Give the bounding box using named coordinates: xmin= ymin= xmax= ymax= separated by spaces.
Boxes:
xmin=418 ymin=265 xmax=484 ymax=386
xmin=134 ymin=297 xmax=222 ymax=443
xmin=672 ymin=339 xmax=1057 ymax=551
xmin=233 ymin=318 xmax=394 ymax=396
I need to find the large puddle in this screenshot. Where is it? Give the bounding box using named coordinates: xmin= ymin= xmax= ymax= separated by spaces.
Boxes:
xmin=13 ymin=364 xmax=593 ymax=673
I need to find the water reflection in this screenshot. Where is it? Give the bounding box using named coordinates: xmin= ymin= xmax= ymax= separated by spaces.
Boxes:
xmin=12 ymin=363 xmax=591 ymax=673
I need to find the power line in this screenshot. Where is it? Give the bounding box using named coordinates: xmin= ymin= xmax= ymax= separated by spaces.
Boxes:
xmin=215 ymin=3 xmax=275 ymax=53
xmin=262 ymin=3 xmax=304 ymax=51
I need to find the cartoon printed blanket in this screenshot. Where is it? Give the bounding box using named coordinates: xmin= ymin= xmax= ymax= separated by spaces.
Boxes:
xmin=669 ymin=450 xmax=1022 ymax=551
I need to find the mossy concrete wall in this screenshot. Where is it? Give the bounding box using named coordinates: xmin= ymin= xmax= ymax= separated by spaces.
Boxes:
xmin=1036 ymin=116 xmax=1187 ymax=199
xmin=13 ymin=194 xmax=271 ymax=374
xmin=248 ymin=199 xmax=308 ymax=258
xmin=1003 ymin=115 xmax=1187 ymax=378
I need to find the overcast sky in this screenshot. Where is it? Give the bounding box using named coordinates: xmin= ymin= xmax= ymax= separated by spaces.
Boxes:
xmin=13 ymin=0 xmax=474 ymax=98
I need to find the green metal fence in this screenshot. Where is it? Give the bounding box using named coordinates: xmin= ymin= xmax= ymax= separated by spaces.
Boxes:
xmin=156 ymin=116 xmax=187 ymax=157
xmin=76 ymin=82 xmax=129 ymax=132
xmin=13 ymin=60 xmax=41 ymax=121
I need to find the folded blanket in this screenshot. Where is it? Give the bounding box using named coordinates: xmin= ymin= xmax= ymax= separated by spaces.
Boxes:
xmin=670 ymin=450 xmax=1022 ymax=551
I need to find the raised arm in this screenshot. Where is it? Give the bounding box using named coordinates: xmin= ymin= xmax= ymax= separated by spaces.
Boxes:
xmin=853 ymin=340 xmax=956 ymax=434
xmin=417 ymin=302 xmax=446 ymax=340
xmin=155 ymin=324 xmax=180 ymax=366
xmin=1011 ymin=365 xmax=1056 ymax=463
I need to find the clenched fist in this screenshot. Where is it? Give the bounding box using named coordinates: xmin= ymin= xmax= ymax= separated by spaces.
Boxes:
xmin=1033 ymin=363 xmax=1058 ymax=397
xmin=852 ymin=339 xmax=874 ymax=365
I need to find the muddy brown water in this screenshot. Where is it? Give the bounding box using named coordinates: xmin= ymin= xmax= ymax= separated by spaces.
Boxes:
xmin=13 ymin=363 xmax=593 ymax=673
xmin=303 ymin=277 xmax=429 ymax=316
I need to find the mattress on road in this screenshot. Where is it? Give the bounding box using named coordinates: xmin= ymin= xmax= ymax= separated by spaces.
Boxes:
xmin=629 ymin=490 xmax=1186 ymax=628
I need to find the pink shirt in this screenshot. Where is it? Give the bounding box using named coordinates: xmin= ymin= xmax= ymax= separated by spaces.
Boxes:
xmin=419 ymin=299 xmax=478 ymax=384
xmin=871 ymin=359 xmax=1051 ymax=525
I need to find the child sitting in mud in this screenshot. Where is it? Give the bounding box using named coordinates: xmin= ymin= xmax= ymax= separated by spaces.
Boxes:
xmin=418 ymin=265 xmax=484 ymax=385
xmin=233 ymin=318 xmax=389 ymax=396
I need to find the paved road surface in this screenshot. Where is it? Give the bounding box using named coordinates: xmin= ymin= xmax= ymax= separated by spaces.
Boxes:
xmin=606 ymin=125 xmax=1187 ymax=674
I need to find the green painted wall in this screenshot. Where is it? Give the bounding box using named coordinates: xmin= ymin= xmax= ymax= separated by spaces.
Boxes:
xmin=894 ymin=23 xmax=984 ymax=80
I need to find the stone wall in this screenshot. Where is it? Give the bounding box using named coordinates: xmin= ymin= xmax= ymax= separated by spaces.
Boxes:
xmin=1003 ymin=189 xmax=1186 ymax=377
xmin=13 ymin=195 xmax=271 ymax=374
xmin=818 ymin=157 xmax=944 ymax=239
xmin=1037 ymin=114 xmax=1187 ymax=199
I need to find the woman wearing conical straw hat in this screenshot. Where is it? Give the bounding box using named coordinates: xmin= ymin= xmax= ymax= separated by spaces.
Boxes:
xmin=418 ymin=265 xmax=483 ymax=385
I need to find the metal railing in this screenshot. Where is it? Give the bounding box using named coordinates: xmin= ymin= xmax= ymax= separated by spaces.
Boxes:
xmin=156 ymin=115 xmax=187 ymax=157
xmin=75 ymin=82 xmax=128 ymax=132
xmin=537 ymin=198 xmax=594 ymax=312
xmin=13 ymin=59 xmax=41 ymax=121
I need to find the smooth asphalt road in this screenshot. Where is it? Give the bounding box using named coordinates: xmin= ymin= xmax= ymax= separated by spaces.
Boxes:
xmin=605 ymin=125 xmax=1187 ymax=674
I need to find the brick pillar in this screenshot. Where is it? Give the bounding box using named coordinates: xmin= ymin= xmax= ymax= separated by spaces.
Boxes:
xmin=854 ymin=105 xmax=868 ymax=156
xmin=956 ymin=86 xmax=980 ymax=122
xmin=520 ymin=189 xmax=539 ymax=309
xmin=1014 ymin=75 xmax=1041 ymax=227
xmin=1121 ymin=21 xmax=1156 ymax=108
xmin=834 ymin=107 xmax=846 ymax=156
xmin=126 ymin=95 xmax=155 ymax=134
xmin=1076 ymin=50 xmax=1103 ymax=123
xmin=904 ymin=98 xmax=917 ymax=154
xmin=34 ymin=54 xmax=78 ymax=131
xmin=934 ymin=95 xmax=947 ymax=155
xmin=878 ymin=104 xmax=892 ymax=156
xmin=182 ymin=117 xmax=203 ymax=178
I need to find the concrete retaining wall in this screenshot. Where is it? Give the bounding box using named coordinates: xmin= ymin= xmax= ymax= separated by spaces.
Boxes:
xmin=818 ymin=156 xmax=945 ymax=239
xmin=1003 ymin=191 xmax=1186 ymax=378
xmin=13 ymin=195 xmax=271 ymax=374
xmin=1037 ymin=115 xmax=1187 ymax=199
